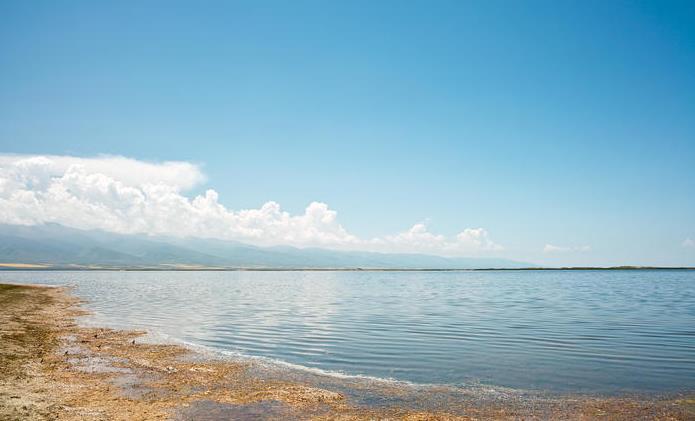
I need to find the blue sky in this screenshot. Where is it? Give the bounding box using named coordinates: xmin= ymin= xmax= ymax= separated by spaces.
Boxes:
xmin=1 ymin=0 xmax=694 ymax=266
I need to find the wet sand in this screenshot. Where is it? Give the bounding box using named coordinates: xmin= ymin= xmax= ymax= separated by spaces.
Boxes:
xmin=1 ymin=283 xmax=694 ymax=420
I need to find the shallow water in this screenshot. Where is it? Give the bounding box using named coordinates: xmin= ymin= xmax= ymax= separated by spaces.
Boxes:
xmin=1 ymin=270 xmax=693 ymax=394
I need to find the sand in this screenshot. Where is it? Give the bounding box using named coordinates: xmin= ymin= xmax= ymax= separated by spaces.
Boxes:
xmin=1 ymin=283 xmax=693 ymax=420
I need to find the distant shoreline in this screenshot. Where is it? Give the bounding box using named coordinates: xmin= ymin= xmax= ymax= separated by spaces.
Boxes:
xmin=0 ymin=264 xmax=693 ymax=271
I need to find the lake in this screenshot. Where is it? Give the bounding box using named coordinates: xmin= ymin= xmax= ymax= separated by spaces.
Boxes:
xmin=1 ymin=270 xmax=693 ymax=394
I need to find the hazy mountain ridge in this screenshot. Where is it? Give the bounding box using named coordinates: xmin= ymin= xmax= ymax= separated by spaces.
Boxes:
xmin=0 ymin=223 xmax=532 ymax=269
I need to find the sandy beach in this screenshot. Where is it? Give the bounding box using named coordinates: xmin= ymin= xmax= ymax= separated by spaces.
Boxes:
xmin=1 ymin=283 xmax=693 ymax=420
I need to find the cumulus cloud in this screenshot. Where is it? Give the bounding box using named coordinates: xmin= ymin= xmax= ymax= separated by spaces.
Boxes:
xmin=543 ymin=244 xmax=591 ymax=254
xmin=371 ymin=224 xmax=502 ymax=255
xmin=0 ymin=154 xmax=502 ymax=256
xmin=0 ymin=155 xmax=205 ymax=191
xmin=683 ymin=238 xmax=695 ymax=248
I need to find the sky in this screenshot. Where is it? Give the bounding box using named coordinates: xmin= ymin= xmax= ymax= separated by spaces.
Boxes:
xmin=1 ymin=0 xmax=694 ymax=266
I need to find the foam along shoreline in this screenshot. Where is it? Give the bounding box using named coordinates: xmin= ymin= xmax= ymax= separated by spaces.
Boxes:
xmin=1 ymin=284 xmax=694 ymax=420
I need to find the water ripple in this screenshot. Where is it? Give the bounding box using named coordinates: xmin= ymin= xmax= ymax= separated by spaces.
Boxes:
xmin=1 ymin=269 xmax=694 ymax=393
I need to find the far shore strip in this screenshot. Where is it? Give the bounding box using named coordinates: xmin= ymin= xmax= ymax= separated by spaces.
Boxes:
xmin=1 ymin=263 xmax=695 ymax=271
xmin=0 ymin=263 xmax=51 ymax=268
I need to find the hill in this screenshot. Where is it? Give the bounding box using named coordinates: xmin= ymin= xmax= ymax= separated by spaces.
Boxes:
xmin=0 ymin=223 xmax=531 ymax=269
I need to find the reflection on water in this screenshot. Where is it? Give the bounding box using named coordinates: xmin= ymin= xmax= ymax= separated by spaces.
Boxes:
xmin=1 ymin=270 xmax=694 ymax=393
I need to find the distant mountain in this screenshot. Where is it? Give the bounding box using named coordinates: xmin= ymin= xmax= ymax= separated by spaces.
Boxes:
xmin=0 ymin=223 xmax=532 ymax=269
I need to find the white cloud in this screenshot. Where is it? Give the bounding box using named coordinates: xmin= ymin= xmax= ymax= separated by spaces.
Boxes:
xmin=543 ymin=244 xmax=591 ymax=254
xmin=370 ymin=224 xmax=502 ymax=256
xmin=0 ymin=154 xmax=205 ymax=191
xmin=0 ymin=154 xmax=502 ymax=256
xmin=683 ymin=238 xmax=695 ymax=248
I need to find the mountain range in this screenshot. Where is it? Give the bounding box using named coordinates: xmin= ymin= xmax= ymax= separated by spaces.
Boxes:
xmin=0 ymin=223 xmax=532 ymax=269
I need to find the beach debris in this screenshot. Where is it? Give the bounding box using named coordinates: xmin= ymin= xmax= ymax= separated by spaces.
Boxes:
xmin=164 ymin=365 xmax=178 ymax=373
xmin=189 ymin=366 xmax=214 ymax=373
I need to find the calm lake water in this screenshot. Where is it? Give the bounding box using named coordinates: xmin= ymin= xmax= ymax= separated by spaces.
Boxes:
xmin=2 ymin=270 xmax=694 ymax=394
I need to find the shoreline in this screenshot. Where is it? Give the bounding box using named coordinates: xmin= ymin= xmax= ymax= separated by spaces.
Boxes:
xmin=1 ymin=283 xmax=694 ymax=420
